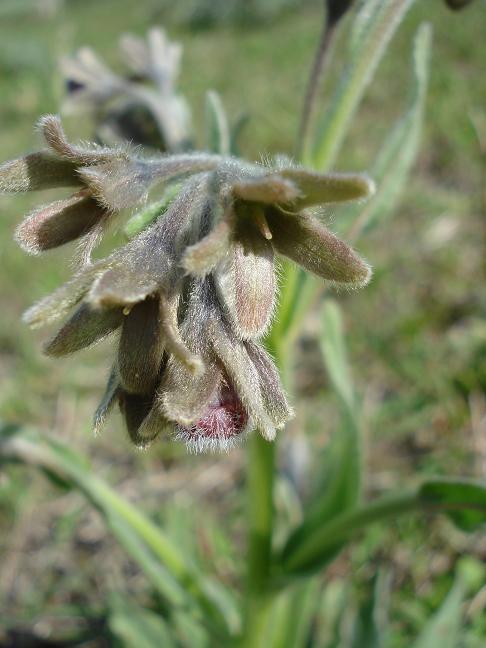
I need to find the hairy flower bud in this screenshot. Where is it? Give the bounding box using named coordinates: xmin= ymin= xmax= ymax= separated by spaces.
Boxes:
xmin=1 ymin=117 xmax=375 ymax=452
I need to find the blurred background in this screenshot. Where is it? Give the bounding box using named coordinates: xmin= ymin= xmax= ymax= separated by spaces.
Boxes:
xmin=0 ymin=0 xmax=485 ymax=645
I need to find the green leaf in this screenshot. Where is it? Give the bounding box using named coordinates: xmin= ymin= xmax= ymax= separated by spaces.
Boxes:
xmin=108 ymin=595 xmax=177 ymax=648
xmin=279 ymin=301 xmax=362 ymax=566
xmin=281 ymin=410 xmax=361 ymax=567
xmin=315 ymin=580 xmax=348 ymax=648
xmin=0 ymin=425 xmax=238 ymax=634
xmin=340 ymin=22 xmax=432 ymax=237
xmin=348 ymin=0 xmax=384 ymax=54
xmin=267 ymin=262 xmax=316 ymax=365
xmin=205 ymin=90 xmax=230 ymax=155
xmin=229 ymin=112 xmax=249 ymax=157
xmin=320 ymin=300 xmax=356 ymax=412
xmin=411 ymin=578 xmax=465 ymax=648
xmin=349 ymin=570 xmax=391 ymax=648
xmin=419 ymin=478 xmax=486 ymax=531
xmin=311 ymin=0 xmax=416 ymax=170
xmin=278 ymin=479 xmax=486 ymax=577
xmin=107 ymin=515 xmax=190 ymax=609
xmin=172 ymin=610 xmax=211 ymax=648
xmin=265 ymin=579 xmax=321 ymax=648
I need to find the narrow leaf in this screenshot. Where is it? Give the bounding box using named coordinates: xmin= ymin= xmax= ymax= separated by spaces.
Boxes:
xmin=279 ymin=479 xmax=486 ymax=577
xmin=109 ymin=595 xmax=178 ymax=648
xmin=282 ymin=301 xmax=362 ymax=563
xmin=0 ymin=425 xmax=237 ymax=633
xmin=311 ymin=0 xmax=416 ymax=170
xmin=123 ymin=183 xmax=181 ymax=239
xmin=107 ymin=517 xmax=190 ymax=608
xmin=340 ymin=22 xmax=432 ymax=237
xmin=265 ymin=579 xmax=321 ymax=648
xmin=205 ymin=90 xmax=230 ymax=155
xmin=349 ymin=570 xmax=391 ymax=648
xmin=411 ymin=578 xmax=465 ymax=648
xmin=320 ymin=300 xmax=356 ymax=412
xmin=419 ymin=478 xmax=486 ymax=531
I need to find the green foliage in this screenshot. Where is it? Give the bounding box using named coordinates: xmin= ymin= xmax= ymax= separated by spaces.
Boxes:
xmin=265 ymin=580 xmax=321 ymax=648
xmin=411 ymin=577 xmax=465 ymax=648
xmin=280 ymin=300 xmax=363 ymax=566
xmin=338 ymin=21 xmax=432 ymax=237
xmin=278 ymin=478 xmax=486 ymax=577
xmin=348 ymin=570 xmax=391 ymax=648
xmin=123 ymin=183 xmax=182 ymax=239
xmin=310 ymin=0 xmax=416 ymax=169
xmin=109 ymin=595 xmax=179 ymax=648
xmin=419 ymin=479 xmax=486 ymax=532
xmin=320 ymin=300 xmax=357 ymax=413
xmin=0 ymin=424 xmax=240 ymax=639
xmin=2 ymin=423 xmax=485 ymax=643
xmin=204 ymin=90 xmax=231 ymax=155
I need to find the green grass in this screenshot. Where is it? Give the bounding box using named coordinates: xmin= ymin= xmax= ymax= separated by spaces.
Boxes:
xmin=0 ymin=0 xmax=485 ymax=645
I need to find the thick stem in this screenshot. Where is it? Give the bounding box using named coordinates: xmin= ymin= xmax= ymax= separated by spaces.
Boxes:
xmin=296 ymin=12 xmax=335 ymax=160
xmin=246 ymin=434 xmax=276 ymax=591
xmin=243 ymin=433 xmax=276 ymax=646
xmin=242 ymin=338 xmax=285 ymax=645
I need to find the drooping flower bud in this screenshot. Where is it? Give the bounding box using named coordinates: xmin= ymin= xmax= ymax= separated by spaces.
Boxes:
xmin=1 ymin=117 xmax=376 ymax=452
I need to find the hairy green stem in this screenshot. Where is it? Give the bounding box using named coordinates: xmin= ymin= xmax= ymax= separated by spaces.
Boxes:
xmin=246 ymin=434 xmax=276 ymax=593
xmin=296 ymin=15 xmax=336 ymax=160
xmin=243 ymin=433 xmax=276 ymax=646
xmin=242 ymin=337 xmax=286 ymax=645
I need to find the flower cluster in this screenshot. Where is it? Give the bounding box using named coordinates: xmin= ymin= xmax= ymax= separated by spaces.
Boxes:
xmin=61 ymin=27 xmax=191 ymax=151
xmin=0 ymin=116 xmax=374 ymax=451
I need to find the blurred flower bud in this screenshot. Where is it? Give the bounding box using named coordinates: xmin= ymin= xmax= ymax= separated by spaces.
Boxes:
xmin=61 ymin=28 xmax=192 ymax=152
xmin=326 ymin=0 xmax=355 ymax=26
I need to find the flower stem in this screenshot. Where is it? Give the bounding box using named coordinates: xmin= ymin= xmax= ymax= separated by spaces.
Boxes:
xmin=242 ymin=337 xmax=286 ymax=645
xmin=296 ymin=7 xmax=335 ymax=160
xmin=243 ymin=432 xmax=276 ymax=646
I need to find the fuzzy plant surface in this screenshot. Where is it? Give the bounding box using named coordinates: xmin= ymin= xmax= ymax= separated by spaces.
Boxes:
xmin=0 ymin=115 xmax=374 ymax=452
